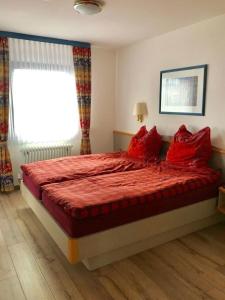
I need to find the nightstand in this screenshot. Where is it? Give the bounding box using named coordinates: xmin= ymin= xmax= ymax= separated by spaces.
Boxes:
xmin=218 ymin=186 xmax=225 ymax=214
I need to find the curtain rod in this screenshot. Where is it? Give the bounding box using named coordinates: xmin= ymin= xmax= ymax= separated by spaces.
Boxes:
xmin=0 ymin=31 xmax=90 ymax=48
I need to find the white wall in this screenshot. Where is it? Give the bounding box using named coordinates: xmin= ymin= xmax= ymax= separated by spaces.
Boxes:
xmin=115 ymin=14 xmax=225 ymax=148
xmin=91 ymin=46 xmax=115 ymax=153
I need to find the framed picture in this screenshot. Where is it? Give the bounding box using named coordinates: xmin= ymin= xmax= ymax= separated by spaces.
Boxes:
xmin=159 ymin=64 xmax=207 ymax=116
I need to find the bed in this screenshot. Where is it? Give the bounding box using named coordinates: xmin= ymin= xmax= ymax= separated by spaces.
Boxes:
xmin=20 ymin=127 xmax=225 ymax=270
xmin=21 ymin=159 xmax=223 ymax=270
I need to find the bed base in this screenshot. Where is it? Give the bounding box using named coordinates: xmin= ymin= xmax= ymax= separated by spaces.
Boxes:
xmin=21 ymin=182 xmax=224 ymax=270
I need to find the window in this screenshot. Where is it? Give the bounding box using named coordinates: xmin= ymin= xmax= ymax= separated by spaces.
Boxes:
xmin=12 ymin=68 xmax=78 ymax=145
xmin=9 ymin=38 xmax=79 ymax=146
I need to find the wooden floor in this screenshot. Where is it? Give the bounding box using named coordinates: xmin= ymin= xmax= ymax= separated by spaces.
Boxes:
xmin=1 ymin=192 xmax=225 ymax=300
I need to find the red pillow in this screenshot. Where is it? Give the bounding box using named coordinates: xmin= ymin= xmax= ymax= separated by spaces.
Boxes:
xmin=134 ymin=125 xmax=148 ymax=139
xmin=127 ymin=126 xmax=147 ymax=158
xmin=128 ymin=126 xmax=162 ymax=161
xmin=166 ymin=125 xmax=212 ymax=167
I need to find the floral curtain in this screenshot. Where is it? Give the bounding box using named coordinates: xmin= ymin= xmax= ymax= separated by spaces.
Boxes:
xmin=73 ymin=46 xmax=91 ymax=155
xmin=0 ymin=37 xmax=14 ymax=191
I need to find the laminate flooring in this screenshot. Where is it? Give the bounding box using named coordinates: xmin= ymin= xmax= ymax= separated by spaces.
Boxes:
xmin=1 ymin=191 xmax=225 ymax=300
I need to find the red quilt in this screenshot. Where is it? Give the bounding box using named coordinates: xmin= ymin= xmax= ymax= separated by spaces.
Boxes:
xmin=21 ymin=152 xmax=147 ymax=187
xmin=42 ymin=162 xmax=221 ymax=220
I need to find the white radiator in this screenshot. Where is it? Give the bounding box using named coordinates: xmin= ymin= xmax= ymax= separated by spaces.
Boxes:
xmin=22 ymin=144 xmax=73 ymax=163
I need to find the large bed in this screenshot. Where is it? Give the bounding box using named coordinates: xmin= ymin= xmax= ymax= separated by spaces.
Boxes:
xmin=21 ymin=156 xmax=223 ymax=270
xmin=21 ymin=127 xmax=225 ymax=270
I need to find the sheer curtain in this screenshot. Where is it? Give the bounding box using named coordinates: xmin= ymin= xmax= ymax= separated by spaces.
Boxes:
xmin=8 ymin=38 xmax=80 ymax=182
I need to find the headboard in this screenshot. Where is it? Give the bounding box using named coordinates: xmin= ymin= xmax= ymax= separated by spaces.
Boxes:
xmin=113 ymin=130 xmax=225 ymax=179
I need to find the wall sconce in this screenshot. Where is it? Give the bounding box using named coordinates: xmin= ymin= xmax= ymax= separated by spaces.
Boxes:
xmin=133 ymin=102 xmax=148 ymax=122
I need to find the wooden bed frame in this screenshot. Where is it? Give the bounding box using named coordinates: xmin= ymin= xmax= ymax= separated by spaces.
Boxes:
xmin=20 ymin=131 xmax=225 ymax=270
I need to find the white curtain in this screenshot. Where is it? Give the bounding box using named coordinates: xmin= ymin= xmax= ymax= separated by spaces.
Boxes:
xmin=8 ymin=38 xmax=80 ymax=183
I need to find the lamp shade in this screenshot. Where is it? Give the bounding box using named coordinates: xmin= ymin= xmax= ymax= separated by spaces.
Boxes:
xmin=133 ymin=102 xmax=148 ymax=116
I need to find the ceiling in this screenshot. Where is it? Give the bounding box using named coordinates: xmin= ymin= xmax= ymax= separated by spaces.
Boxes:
xmin=1 ymin=0 xmax=225 ymax=48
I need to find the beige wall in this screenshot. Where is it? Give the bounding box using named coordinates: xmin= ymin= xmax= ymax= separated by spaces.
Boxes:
xmin=91 ymin=46 xmax=115 ymax=153
xmin=115 ymin=14 xmax=225 ymax=148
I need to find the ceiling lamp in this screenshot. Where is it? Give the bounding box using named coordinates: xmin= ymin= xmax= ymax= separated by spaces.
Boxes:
xmin=74 ymin=0 xmax=103 ymax=15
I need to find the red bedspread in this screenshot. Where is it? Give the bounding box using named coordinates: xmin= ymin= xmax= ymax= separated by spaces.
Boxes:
xmin=42 ymin=162 xmax=221 ymax=220
xmin=21 ymin=152 xmax=147 ymax=188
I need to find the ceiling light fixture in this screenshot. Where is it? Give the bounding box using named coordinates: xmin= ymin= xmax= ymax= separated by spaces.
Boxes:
xmin=74 ymin=0 xmax=103 ymax=15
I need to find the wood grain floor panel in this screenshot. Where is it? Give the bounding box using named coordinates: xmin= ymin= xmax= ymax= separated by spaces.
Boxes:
xmin=17 ymin=199 xmax=113 ymax=300
xmin=96 ymin=264 xmax=145 ymax=300
xmin=132 ymin=251 xmax=208 ymax=300
xmin=0 ymin=275 xmax=26 ymax=300
xmin=1 ymin=191 xmax=225 ymax=299
xmin=15 ymin=210 xmax=85 ymax=300
xmin=9 ymin=242 xmax=55 ymax=300
xmin=149 ymin=240 xmax=224 ymax=299
xmin=0 ymin=199 xmax=7 ymax=220
xmin=111 ymin=259 xmax=169 ymax=300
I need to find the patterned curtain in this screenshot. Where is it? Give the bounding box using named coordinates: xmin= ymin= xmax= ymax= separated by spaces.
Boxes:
xmin=0 ymin=38 xmax=14 ymax=191
xmin=73 ymin=46 xmax=91 ymax=155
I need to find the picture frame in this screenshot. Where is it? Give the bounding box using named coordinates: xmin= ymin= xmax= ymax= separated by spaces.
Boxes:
xmin=159 ymin=64 xmax=207 ymax=116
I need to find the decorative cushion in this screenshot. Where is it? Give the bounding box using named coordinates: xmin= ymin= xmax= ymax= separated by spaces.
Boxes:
xmin=128 ymin=126 xmax=162 ymax=161
xmin=166 ymin=125 xmax=212 ymax=167
xmin=134 ymin=125 xmax=148 ymax=139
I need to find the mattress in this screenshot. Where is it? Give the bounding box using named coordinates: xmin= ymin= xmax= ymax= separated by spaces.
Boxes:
xmin=23 ymin=173 xmax=41 ymax=199
xmin=42 ymin=162 xmax=221 ymax=238
xmin=22 ymin=152 xmax=147 ymax=199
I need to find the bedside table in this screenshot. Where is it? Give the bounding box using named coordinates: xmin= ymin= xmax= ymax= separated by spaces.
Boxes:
xmin=218 ymin=186 xmax=225 ymax=214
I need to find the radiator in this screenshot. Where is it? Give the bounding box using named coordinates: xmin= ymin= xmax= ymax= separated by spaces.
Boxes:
xmin=22 ymin=144 xmax=73 ymax=163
